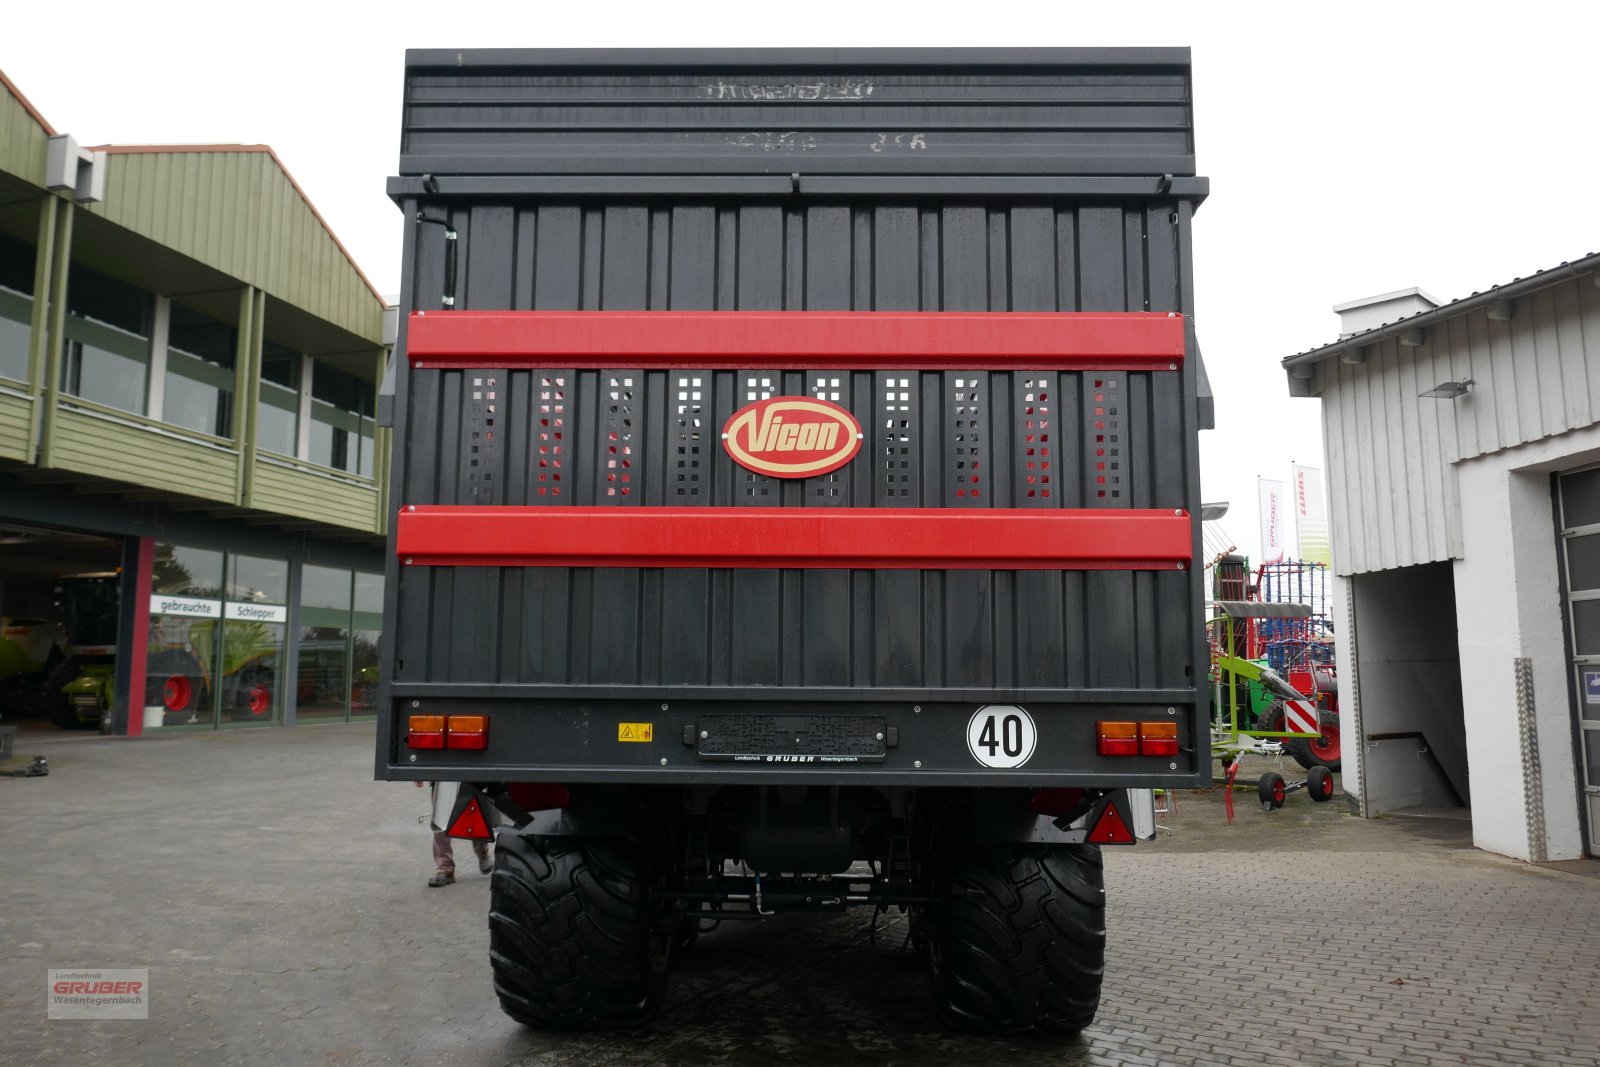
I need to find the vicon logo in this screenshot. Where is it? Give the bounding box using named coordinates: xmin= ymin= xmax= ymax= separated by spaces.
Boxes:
xmin=721 ymin=396 xmax=863 ymax=478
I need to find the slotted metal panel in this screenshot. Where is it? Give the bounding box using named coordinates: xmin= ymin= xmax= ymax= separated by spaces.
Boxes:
xmin=395 ymin=201 xmax=1198 ymax=691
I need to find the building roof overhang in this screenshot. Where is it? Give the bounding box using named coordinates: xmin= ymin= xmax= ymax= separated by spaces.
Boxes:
xmin=1281 ymin=252 xmax=1600 ymax=375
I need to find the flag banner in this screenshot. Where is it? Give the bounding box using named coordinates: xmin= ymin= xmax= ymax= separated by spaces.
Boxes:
xmin=1259 ymin=478 xmax=1286 ymax=565
xmin=1293 ymin=464 xmax=1331 ymax=567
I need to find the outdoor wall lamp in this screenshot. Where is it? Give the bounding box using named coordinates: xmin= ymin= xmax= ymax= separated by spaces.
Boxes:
xmin=1419 ymin=379 xmax=1473 ymax=399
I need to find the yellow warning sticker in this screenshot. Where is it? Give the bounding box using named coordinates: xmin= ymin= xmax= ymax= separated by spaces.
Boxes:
xmin=618 ymin=722 xmax=654 ymax=742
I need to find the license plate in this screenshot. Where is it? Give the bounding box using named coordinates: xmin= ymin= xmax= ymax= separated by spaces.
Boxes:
xmin=697 ymin=714 xmax=888 ymax=764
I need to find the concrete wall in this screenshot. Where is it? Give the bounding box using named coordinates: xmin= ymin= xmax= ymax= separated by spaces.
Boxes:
xmin=1453 ymin=421 xmax=1599 ymax=861
xmin=1350 ymin=563 xmax=1469 ymax=815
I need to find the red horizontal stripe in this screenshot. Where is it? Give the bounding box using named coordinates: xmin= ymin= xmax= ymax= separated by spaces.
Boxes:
xmin=396 ymin=506 xmax=1192 ymax=571
xmin=406 ymin=311 xmax=1186 ymax=371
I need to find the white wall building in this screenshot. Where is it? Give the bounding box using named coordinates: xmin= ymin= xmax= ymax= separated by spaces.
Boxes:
xmin=1283 ymin=253 xmax=1600 ymax=862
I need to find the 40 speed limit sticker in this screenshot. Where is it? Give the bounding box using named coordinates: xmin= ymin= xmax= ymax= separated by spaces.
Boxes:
xmin=966 ymin=705 xmax=1037 ymax=769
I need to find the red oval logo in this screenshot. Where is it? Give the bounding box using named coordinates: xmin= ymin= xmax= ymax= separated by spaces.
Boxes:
xmin=721 ymin=396 xmax=862 ymax=479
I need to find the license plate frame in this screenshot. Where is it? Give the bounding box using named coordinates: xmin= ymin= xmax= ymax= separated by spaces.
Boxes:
xmin=696 ymin=713 xmax=889 ymax=764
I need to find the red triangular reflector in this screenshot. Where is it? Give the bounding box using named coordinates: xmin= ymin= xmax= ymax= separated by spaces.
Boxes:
xmin=449 ymin=796 xmax=492 ymax=840
xmin=1088 ymin=801 xmax=1135 ymax=844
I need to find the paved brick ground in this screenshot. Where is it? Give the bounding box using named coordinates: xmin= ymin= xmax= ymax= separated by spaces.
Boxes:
xmin=1 ymin=724 xmax=1597 ymax=1066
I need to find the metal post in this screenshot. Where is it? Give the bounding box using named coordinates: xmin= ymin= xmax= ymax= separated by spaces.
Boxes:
xmin=282 ymin=557 xmax=301 ymax=728
xmin=1515 ymin=657 xmax=1546 ymax=862
xmin=37 ymin=200 xmax=73 ymax=468
xmin=234 ymin=285 xmax=259 ymax=505
xmin=24 ymin=194 xmax=58 ymax=449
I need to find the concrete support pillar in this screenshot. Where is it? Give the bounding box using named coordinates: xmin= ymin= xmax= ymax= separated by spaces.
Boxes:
xmin=1329 ymin=573 xmax=1365 ymax=815
xmin=1454 ymin=460 xmax=1585 ymax=861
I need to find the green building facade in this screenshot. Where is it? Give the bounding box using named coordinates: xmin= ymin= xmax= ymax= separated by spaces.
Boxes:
xmin=0 ymin=69 xmax=391 ymax=736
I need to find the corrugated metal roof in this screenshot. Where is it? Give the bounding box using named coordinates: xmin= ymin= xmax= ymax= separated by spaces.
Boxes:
xmin=0 ymin=67 xmax=383 ymax=343
xmin=0 ymin=67 xmax=55 ymax=135
xmin=82 ymin=145 xmax=385 ymax=342
xmin=1283 ymin=252 xmax=1600 ymax=368
xmin=0 ymin=66 xmax=54 ymax=187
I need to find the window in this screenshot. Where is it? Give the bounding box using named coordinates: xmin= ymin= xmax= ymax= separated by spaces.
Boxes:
xmin=258 ymin=340 xmax=300 ymax=457
xmin=298 ymin=564 xmax=353 ymax=721
xmin=62 ymin=264 xmax=153 ymax=415
xmin=309 ymin=363 xmax=375 ymax=475
xmin=0 ymin=233 xmax=35 ymax=383
xmin=146 ymin=544 xmax=224 ymax=727
xmin=350 ymin=571 xmax=383 ymax=715
xmin=164 ymin=302 xmax=236 ymax=438
xmin=222 ymin=553 xmax=288 ymax=724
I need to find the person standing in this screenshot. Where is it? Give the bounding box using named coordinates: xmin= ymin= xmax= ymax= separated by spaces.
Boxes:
xmin=429 ymin=829 xmax=491 ymax=887
xmin=418 ymin=781 xmax=492 ymax=887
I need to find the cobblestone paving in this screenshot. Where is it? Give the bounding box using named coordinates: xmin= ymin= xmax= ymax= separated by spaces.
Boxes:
xmin=1 ymin=725 xmax=1597 ymax=1066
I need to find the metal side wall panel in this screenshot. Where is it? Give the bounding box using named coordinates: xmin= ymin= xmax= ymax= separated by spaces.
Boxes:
xmin=394 ymin=200 xmax=1196 ymax=693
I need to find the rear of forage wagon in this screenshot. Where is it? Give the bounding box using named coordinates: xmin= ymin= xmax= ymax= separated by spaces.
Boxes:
xmin=377 ymin=47 xmax=1212 ymax=1033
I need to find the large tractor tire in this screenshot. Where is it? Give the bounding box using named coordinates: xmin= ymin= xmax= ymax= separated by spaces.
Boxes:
xmin=931 ymin=842 xmax=1106 ymax=1035
xmin=1258 ymin=704 xmax=1343 ymax=773
xmin=146 ymin=653 xmax=207 ymax=725
xmin=229 ymin=672 xmax=275 ymax=722
xmin=1284 ymin=709 xmax=1341 ymax=772
xmin=489 ymin=831 xmax=672 ymax=1030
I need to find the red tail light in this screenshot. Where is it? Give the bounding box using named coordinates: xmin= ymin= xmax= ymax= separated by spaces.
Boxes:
xmin=1097 ymin=721 xmax=1138 ymax=756
xmin=1139 ymin=721 xmax=1179 ymax=757
xmin=445 ymin=715 xmax=489 ymax=750
xmin=406 ymin=715 xmax=445 ymax=749
xmin=406 ymin=713 xmax=490 ymax=750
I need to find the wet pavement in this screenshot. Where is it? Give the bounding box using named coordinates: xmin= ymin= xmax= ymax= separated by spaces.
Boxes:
xmin=2 ymin=724 xmax=1597 ymax=1066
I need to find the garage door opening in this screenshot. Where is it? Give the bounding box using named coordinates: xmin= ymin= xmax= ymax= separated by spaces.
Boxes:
xmin=0 ymin=522 xmax=126 ymax=733
xmin=1351 ymin=562 xmax=1470 ymax=819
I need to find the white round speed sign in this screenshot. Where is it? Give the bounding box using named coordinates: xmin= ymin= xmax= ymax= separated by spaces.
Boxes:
xmin=966 ymin=705 xmax=1037 ymax=769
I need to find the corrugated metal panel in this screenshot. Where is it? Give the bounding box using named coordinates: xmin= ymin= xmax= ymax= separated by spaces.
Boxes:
xmin=250 ymin=459 xmax=381 ymax=533
xmin=396 ymin=200 xmax=1197 ymax=691
xmin=400 ymin=48 xmax=1195 ymax=180
xmin=84 ymin=151 xmax=383 ymax=344
xmin=1316 ymin=271 xmax=1600 ymax=575
xmin=0 ymin=82 xmax=49 ymax=186
xmin=48 ymin=404 xmax=239 ymax=502
xmin=0 ymin=389 xmax=32 ymax=460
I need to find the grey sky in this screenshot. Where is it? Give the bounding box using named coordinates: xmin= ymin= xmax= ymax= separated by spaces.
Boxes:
xmin=7 ymin=0 xmax=1597 ymax=561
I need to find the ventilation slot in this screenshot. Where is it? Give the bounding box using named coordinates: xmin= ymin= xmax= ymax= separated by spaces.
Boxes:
xmin=465 ymin=375 xmax=500 ymax=502
xmin=1090 ymin=376 xmax=1122 ymax=503
xmin=533 ymin=373 xmax=567 ymax=501
xmin=601 ymin=373 xmax=639 ymax=501
xmin=876 ymin=374 xmax=916 ymax=503
xmin=1019 ymin=375 xmax=1054 ymax=503
xmin=673 ymin=373 xmax=706 ymax=500
xmin=948 ymin=375 xmax=987 ymax=504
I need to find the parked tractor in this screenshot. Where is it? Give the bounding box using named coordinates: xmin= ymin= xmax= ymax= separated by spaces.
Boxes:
xmin=0 ymin=616 xmax=62 ymax=720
